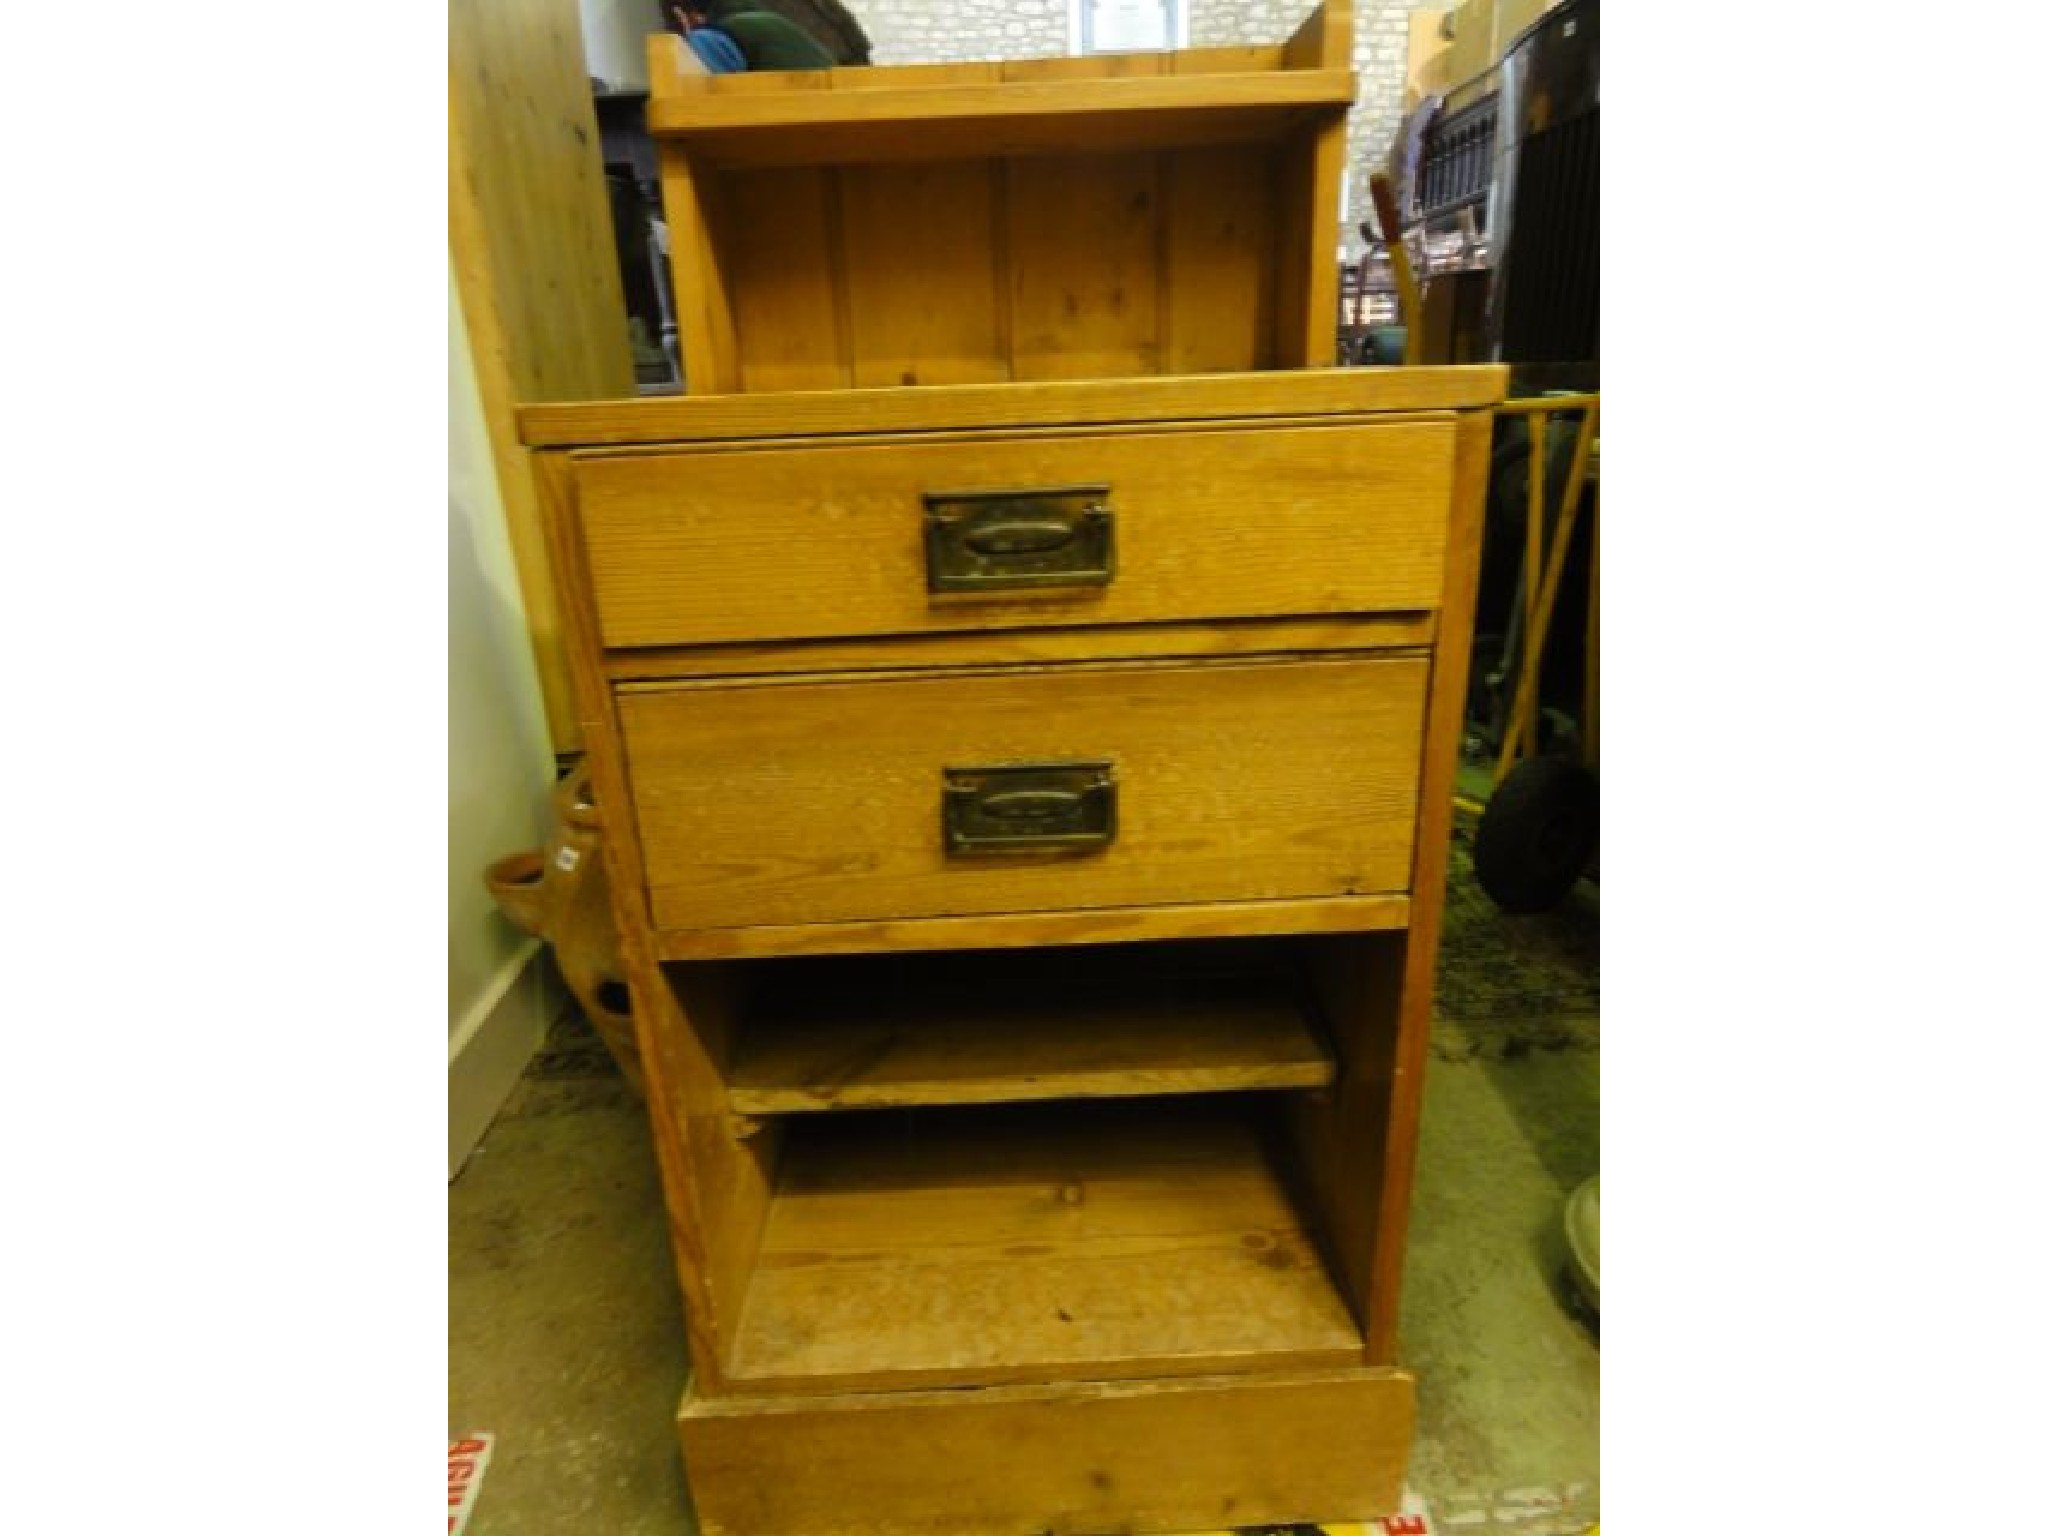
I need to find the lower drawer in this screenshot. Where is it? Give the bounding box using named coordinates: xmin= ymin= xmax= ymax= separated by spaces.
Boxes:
xmin=678 ymin=1365 xmax=1415 ymax=1536
xmin=618 ymin=653 xmax=1430 ymax=933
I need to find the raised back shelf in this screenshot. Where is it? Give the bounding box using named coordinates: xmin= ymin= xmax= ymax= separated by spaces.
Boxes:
xmin=645 ymin=2 xmax=1356 ymax=392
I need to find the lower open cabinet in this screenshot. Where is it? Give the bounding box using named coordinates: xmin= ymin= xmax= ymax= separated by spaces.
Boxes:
xmin=656 ymin=931 xmax=1424 ymax=1536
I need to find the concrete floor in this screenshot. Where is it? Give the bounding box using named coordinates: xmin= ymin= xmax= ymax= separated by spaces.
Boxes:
xmin=450 ymin=899 xmax=1599 ymax=1535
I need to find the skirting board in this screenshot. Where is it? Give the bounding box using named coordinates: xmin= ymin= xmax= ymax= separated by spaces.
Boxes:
xmin=449 ymin=940 xmax=564 ymax=1177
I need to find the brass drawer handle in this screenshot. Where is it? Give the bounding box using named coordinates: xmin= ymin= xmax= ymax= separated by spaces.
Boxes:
xmin=942 ymin=761 xmax=1117 ymax=856
xmin=923 ymin=486 xmax=1115 ymax=593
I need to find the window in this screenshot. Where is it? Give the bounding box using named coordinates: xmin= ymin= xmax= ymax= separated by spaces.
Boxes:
xmin=1071 ymin=0 xmax=1190 ymax=55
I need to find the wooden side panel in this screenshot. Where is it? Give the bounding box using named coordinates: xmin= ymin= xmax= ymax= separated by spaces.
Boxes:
xmin=646 ymin=29 xmax=711 ymax=97
xmin=1284 ymin=0 xmax=1356 ymax=70
xmin=536 ymin=452 xmax=778 ymax=1392
xmin=658 ymin=146 xmax=742 ymax=394
xmin=661 ymin=965 xmax=784 ymax=1383
xmin=678 ymin=1366 xmax=1415 ymax=1536
xmin=1008 ymin=152 xmax=1163 ymax=380
xmin=1363 ymin=405 xmax=1494 ymax=1357
xmin=449 ymin=0 xmax=635 ymax=748
xmin=718 ymin=167 xmax=850 ymax=392
xmin=1272 ymin=116 xmax=1349 ymax=368
xmin=619 ymin=654 xmax=1431 ymax=933
xmin=1287 ymin=408 xmax=1494 ymax=1359
xmin=839 ymin=162 xmax=1010 ymax=387
xmin=1162 ymin=143 xmax=1276 ymax=373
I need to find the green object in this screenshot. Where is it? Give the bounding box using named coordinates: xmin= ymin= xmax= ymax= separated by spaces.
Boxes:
xmin=705 ymin=5 xmax=837 ymax=69
xmin=1564 ymin=1174 xmax=1599 ymax=1314
xmin=707 ymin=0 xmax=871 ymax=63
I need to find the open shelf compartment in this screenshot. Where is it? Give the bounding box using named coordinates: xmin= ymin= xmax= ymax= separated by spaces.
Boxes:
xmin=643 ymin=3 xmax=1357 ymax=392
xmin=727 ymin=941 xmax=1335 ymax=1115
xmin=721 ymin=1093 xmax=1365 ymax=1395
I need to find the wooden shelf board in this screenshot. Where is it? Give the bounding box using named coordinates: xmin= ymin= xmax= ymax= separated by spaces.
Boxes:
xmin=649 ymin=72 xmax=1356 ymax=167
xmin=724 ymin=1098 xmax=1365 ymax=1394
xmin=652 ymin=893 xmax=1412 ymax=961
xmin=728 ymin=974 xmax=1333 ymax=1114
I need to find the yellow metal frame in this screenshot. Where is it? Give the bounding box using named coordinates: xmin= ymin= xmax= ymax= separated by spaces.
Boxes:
xmin=1487 ymin=393 xmax=1600 ymax=788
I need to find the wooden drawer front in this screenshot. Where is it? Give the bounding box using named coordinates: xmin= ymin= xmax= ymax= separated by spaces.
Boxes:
xmin=678 ymin=1366 xmax=1415 ymax=1536
xmin=620 ymin=654 xmax=1429 ymax=932
xmin=577 ymin=420 xmax=1455 ymax=647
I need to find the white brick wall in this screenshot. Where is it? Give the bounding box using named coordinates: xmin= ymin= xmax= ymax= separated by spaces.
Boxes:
xmin=860 ymin=0 xmax=1441 ymax=256
xmin=864 ymin=0 xmax=1067 ymax=64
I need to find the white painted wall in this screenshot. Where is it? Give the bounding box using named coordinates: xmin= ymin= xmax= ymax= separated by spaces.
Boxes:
xmin=580 ymin=0 xmax=668 ymax=89
xmin=449 ymin=261 xmax=561 ymax=1171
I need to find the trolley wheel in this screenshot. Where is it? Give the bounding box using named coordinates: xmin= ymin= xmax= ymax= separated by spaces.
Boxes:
xmin=1473 ymin=755 xmax=1597 ymax=913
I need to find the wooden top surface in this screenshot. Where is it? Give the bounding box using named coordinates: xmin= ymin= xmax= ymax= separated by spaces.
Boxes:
xmin=517 ymin=366 xmax=1510 ymax=448
xmin=648 ymin=67 xmax=1355 ymax=132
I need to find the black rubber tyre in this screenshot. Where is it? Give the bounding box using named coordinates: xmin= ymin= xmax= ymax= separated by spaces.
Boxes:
xmin=1473 ymin=756 xmax=1597 ymax=913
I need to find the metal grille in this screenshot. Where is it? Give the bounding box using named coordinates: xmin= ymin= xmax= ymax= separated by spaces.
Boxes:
xmin=1416 ymin=95 xmax=1498 ymax=221
xmin=1499 ymin=106 xmax=1598 ymax=364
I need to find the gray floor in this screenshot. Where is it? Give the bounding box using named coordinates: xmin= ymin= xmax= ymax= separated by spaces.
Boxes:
xmin=450 ymin=1037 xmax=1597 ymax=1531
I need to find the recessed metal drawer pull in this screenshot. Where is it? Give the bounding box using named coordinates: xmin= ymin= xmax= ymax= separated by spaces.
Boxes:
xmin=942 ymin=761 xmax=1118 ymax=855
xmin=923 ymin=485 xmax=1115 ymax=593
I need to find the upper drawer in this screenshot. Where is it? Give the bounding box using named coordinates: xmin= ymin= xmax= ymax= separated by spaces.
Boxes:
xmin=574 ymin=420 xmax=1455 ymax=648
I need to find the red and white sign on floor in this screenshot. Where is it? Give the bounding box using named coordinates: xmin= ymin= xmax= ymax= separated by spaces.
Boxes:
xmin=448 ymin=1434 xmax=494 ymax=1535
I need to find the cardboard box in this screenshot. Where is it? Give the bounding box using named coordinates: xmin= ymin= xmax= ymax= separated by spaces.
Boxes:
xmin=1444 ymin=0 xmax=1496 ymax=89
xmin=1440 ymin=0 xmax=1563 ymax=89
xmin=1405 ymin=8 xmax=1453 ymax=109
xmin=1494 ymin=0 xmax=1562 ymax=58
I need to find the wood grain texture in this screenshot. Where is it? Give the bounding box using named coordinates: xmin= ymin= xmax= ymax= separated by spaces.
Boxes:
xmin=1162 ymin=144 xmax=1277 ymax=373
xmin=657 ymin=146 xmax=742 ymax=394
xmin=576 ymin=420 xmax=1457 ymax=646
xmin=720 ymin=167 xmax=850 ymax=392
xmin=618 ymin=653 xmax=1430 ymax=932
xmin=1284 ymin=410 xmax=1494 ymax=1362
xmin=646 ymin=70 xmax=1357 ymax=147
xmin=518 ymin=366 xmax=1509 ymax=445
xmin=678 ymin=1365 xmax=1415 ymax=1536
xmin=449 ymin=0 xmax=636 ymax=746
xmin=538 ymin=453 xmax=782 ymax=1393
xmin=645 ymin=31 xmax=708 ymax=96
xmin=1284 ymin=0 xmax=1356 ymax=70
xmin=536 ymin=453 xmax=732 ymax=1383
xmin=603 ymin=614 xmax=1436 ymax=683
xmin=1362 ymin=404 xmax=1495 ymax=1360
xmin=724 ymin=1098 xmax=1365 ymax=1392
xmin=448 ymin=0 xmax=632 ymax=404
xmin=727 ymin=973 xmax=1332 ymax=1113
xmin=1272 ymin=115 xmax=1349 ymax=368
xmin=1008 ymin=152 xmax=1164 ymax=380
xmin=840 ymin=161 xmax=1009 ymax=387
xmin=651 ymin=892 xmax=1412 ymax=961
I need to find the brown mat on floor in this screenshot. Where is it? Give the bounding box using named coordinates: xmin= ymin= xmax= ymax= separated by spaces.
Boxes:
xmin=1430 ymin=813 xmax=1599 ymax=1062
